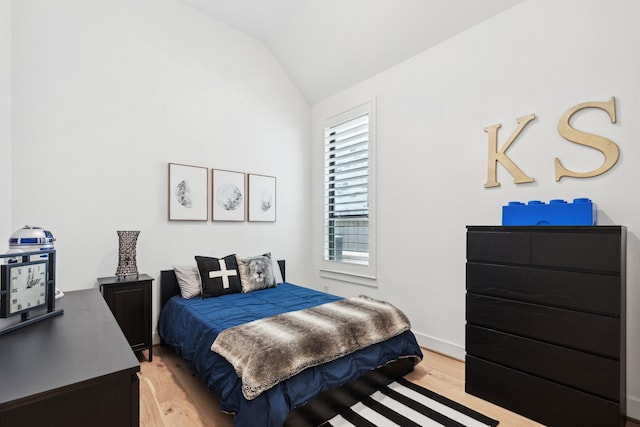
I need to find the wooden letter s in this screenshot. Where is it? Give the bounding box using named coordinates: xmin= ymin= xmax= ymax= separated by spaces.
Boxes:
xmin=555 ymin=97 xmax=619 ymax=181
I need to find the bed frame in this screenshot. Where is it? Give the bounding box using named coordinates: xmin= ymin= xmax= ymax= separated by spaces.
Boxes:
xmin=158 ymin=260 xmax=415 ymax=426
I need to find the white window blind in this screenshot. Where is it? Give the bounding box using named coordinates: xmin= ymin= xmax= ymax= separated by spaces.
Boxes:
xmin=324 ymin=111 xmax=370 ymax=265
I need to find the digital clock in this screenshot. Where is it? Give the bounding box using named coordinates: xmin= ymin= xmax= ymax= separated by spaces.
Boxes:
xmin=1 ymin=260 xmax=48 ymax=317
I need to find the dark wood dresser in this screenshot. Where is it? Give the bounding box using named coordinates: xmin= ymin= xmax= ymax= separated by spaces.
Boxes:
xmin=0 ymin=289 xmax=140 ymax=427
xmin=465 ymin=226 xmax=626 ymax=427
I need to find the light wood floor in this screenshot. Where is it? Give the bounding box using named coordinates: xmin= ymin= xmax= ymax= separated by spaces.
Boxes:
xmin=139 ymin=346 xmax=639 ymax=427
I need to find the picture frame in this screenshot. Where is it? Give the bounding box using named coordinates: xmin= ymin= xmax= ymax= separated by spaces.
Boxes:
xmin=168 ymin=163 xmax=209 ymax=221
xmin=248 ymin=174 xmax=276 ymax=222
xmin=212 ymin=169 xmax=246 ymax=221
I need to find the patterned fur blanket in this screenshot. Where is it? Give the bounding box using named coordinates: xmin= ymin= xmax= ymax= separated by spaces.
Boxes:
xmin=211 ymin=295 xmax=415 ymax=400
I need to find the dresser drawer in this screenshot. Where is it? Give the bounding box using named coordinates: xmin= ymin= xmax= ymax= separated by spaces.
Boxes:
xmin=466 ymin=325 xmax=619 ymax=400
xmin=466 ymin=294 xmax=619 ymax=358
xmin=466 ymin=262 xmax=620 ymax=315
xmin=531 ymin=231 xmax=621 ymax=273
xmin=465 ymin=356 xmax=622 ymax=427
xmin=466 ymin=230 xmax=530 ymax=264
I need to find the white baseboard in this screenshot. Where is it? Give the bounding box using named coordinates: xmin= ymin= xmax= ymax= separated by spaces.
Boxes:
xmin=412 ymin=330 xmax=465 ymax=361
xmin=627 ymin=394 xmax=640 ymax=421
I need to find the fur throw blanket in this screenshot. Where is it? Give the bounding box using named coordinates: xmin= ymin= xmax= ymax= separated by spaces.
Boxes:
xmin=211 ymin=295 xmax=414 ymax=400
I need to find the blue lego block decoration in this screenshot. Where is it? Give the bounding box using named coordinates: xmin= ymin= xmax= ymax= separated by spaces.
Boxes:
xmin=502 ymin=198 xmax=596 ymax=226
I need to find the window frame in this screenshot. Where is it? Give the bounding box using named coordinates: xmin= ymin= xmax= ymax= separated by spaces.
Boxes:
xmin=320 ymin=101 xmax=377 ymax=286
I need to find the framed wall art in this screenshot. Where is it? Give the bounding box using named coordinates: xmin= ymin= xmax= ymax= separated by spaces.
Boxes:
xmin=212 ymin=169 xmax=246 ymax=221
xmin=248 ymin=174 xmax=276 ymax=222
xmin=168 ymin=163 xmax=209 ymax=221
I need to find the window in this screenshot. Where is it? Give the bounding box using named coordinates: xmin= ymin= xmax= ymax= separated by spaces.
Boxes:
xmin=322 ymin=102 xmax=376 ymax=282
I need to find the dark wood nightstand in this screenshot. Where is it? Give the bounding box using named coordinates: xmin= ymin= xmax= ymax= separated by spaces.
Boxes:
xmin=98 ymin=274 xmax=154 ymax=362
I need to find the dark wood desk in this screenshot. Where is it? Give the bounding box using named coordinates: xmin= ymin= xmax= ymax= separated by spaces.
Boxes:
xmin=0 ymin=289 xmax=140 ymax=427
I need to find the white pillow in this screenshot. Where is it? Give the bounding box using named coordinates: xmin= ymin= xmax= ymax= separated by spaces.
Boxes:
xmin=173 ymin=265 xmax=201 ymax=299
xmin=266 ymin=253 xmax=285 ymax=284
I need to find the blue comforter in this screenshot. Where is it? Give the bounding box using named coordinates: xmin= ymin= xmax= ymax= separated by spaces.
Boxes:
xmin=158 ymin=283 xmax=423 ymax=427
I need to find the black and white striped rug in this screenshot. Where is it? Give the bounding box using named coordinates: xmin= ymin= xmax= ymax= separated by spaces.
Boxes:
xmin=286 ymin=364 xmax=499 ymax=427
xmin=322 ymin=378 xmax=499 ymax=427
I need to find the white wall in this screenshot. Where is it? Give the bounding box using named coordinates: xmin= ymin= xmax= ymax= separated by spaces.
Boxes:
xmin=11 ymin=0 xmax=311 ymax=340
xmin=0 ymin=0 xmax=10 ymax=251
xmin=311 ymin=0 xmax=640 ymax=418
xmin=11 ymin=0 xmax=640 ymax=419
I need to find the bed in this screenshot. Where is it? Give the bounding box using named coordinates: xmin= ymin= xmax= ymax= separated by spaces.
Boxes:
xmin=157 ymin=259 xmax=423 ymax=427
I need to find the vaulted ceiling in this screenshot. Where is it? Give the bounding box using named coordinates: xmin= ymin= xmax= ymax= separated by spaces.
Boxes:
xmin=177 ymin=0 xmax=525 ymax=104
